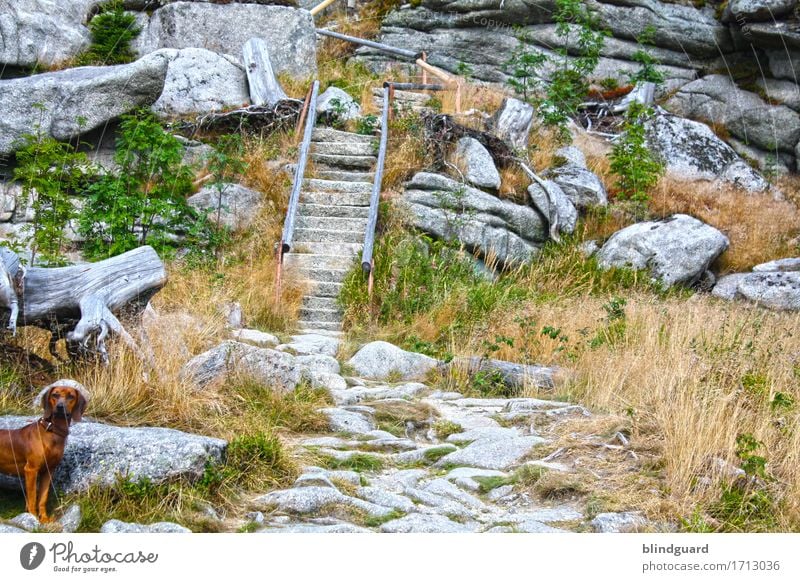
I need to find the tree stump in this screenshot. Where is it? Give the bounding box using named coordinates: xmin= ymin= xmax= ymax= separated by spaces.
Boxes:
xmin=0 ymin=246 xmax=167 ymax=362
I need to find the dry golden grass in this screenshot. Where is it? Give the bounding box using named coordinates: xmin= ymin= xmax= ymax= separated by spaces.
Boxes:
xmin=649 ymin=177 xmax=800 ymax=272
xmin=431 ymin=293 xmax=800 ymax=528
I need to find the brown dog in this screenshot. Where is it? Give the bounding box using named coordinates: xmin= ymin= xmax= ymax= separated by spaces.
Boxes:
xmin=0 ymin=380 xmax=89 ymax=522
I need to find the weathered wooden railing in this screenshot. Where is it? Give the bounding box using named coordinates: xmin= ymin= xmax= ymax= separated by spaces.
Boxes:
xmin=275 ymin=80 xmax=320 ymax=303
xmin=361 ymin=83 xmax=390 ymax=296
xmin=314 ymin=28 xmax=462 ymax=113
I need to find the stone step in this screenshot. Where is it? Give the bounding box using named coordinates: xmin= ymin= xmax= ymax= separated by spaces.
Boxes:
xmin=312 ymin=142 xmax=377 ymax=156
xmin=312 ymin=127 xmax=377 ymax=144
xmin=306 ymin=281 xmax=344 ymax=297
xmin=293 ymin=241 xmax=363 ymax=256
xmin=311 ymin=153 xmax=376 ymax=170
xmin=296 ymin=215 xmax=369 ymax=232
xmin=291 ymin=266 xmax=351 ymax=283
xmin=294 ymin=227 xmax=364 ymax=244
xmin=297 ymin=320 xmax=343 ymax=332
xmin=284 ymin=253 xmax=356 ymax=271
xmin=298 ymin=203 xmax=370 ymax=218
xmin=299 ymin=307 xmax=343 ymax=324
xmin=304 ymin=178 xmax=373 ymax=194
xmin=315 ymin=170 xmax=375 ymax=183
xmin=301 ymin=191 xmax=371 ymax=207
xmin=302 ymin=295 xmax=341 ymax=311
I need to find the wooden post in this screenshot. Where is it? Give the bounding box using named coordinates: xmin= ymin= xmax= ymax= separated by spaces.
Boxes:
xmin=455 ymin=80 xmax=462 ymax=115
xmin=421 ymin=52 xmax=427 ymax=86
xmin=367 ymin=259 xmax=375 ymax=300
xmin=295 ymin=84 xmax=313 ymax=144
xmin=387 ymin=83 xmax=395 ymax=122
xmin=274 ymin=245 xmax=284 ymax=307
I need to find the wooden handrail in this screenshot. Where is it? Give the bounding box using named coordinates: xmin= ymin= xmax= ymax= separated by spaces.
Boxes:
xmin=309 ymin=0 xmax=340 ymax=15
xmin=361 ymin=84 xmax=391 ymax=278
xmin=281 ymin=80 xmax=320 ymax=254
xmin=316 ymin=28 xmax=421 ymax=60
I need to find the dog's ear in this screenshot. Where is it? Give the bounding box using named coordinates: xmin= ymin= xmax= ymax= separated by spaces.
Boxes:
xmin=40 ymin=386 xmax=54 ymax=418
xmin=71 ymin=389 xmax=87 ymax=423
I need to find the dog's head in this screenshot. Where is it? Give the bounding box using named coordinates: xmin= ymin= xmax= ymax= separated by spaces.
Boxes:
xmin=35 ymin=380 xmax=90 ymax=423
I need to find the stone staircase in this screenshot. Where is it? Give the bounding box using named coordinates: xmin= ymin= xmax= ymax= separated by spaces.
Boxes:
xmin=372 ymin=87 xmax=433 ymax=116
xmin=283 ymin=126 xmax=378 ymax=333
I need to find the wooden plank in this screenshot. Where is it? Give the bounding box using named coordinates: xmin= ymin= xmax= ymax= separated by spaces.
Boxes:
xmin=361 ymin=89 xmax=390 ymax=274
xmin=310 ymin=0 xmax=340 ymax=16
xmin=242 ymin=37 xmax=288 ymax=108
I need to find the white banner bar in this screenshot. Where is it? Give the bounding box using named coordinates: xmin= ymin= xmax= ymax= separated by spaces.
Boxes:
xmin=2 ymin=533 xmax=798 ymax=581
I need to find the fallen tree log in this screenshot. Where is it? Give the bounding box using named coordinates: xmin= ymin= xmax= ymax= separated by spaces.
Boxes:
xmin=243 ymin=37 xmax=288 ymax=108
xmin=0 ymin=246 xmax=167 ymax=362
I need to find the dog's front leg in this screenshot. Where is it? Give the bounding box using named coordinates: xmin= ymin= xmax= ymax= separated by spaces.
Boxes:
xmin=36 ymin=469 xmax=53 ymax=523
xmin=23 ymin=465 xmax=39 ymax=517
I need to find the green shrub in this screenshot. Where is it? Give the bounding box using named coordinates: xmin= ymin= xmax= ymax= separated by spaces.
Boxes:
xmin=628 ymin=25 xmax=665 ymax=86
xmin=13 ymin=111 xmax=93 ymax=266
xmin=79 ymin=1 xmax=141 ymax=66
xmin=78 ymin=111 xmax=202 ymax=259
xmin=609 ymin=103 xmax=664 ymax=202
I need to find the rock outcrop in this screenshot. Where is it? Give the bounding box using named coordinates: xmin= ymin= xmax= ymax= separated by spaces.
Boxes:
xmin=596 ymin=214 xmax=729 ymax=287
xmin=150 ymin=48 xmax=249 ymax=118
xmin=0 ymin=416 xmax=226 ymax=494
xmin=645 ymin=112 xmax=771 ymax=192
xmin=0 ymin=52 xmax=169 ymax=155
xmin=135 ymin=3 xmax=316 ymax=78
xmin=401 ymin=172 xmax=548 ymax=265
xmin=713 ymin=258 xmax=800 ymax=310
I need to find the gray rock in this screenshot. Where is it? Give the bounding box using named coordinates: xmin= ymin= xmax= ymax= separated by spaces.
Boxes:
xmin=347 ymin=340 xmax=439 ymax=381
xmin=645 ymin=113 xmax=769 ymax=192
xmin=486 ymin=484 xmax=513 ymax=500
xmin=754 ymin=78 xmax=800 ymax=113
xmin=9 ymin=513 xmax=39 ymax=532
xmin=544 ymin=163 xmax=608 ymax=211
xmin=0 ymin=183 xmax=16 ymax=222
xmin=0 ymin=0 xmax=91 ymax=68
xmin=355 ymin=487 xmax=417 ymax=513
xmin=590 ymin=511 xmax=648 ymax=533
xmin=490 ymin=97 xmax=534 ymax=151
xmin=445 ymin=467 xmax=509 ymax=491
xmin=136 ymin=3 xmax=316 ymax=78
xmin=446 ymin=427 xmax=520 ymax=444
xmin=448 ymin=357 xmax=558 ymax=392
xmin=596 ymin=214 xmax=729 ymax=287
xmin=279 ymin=333 xmax=340 ymax=357
xmin=713 ymin=272 xmax=800 ymax=310
xmin=454 ymin=137 xmax=501 ymax=190
xmin=303 ymin=467 xmax=363 ymax=487
xmin=422 ymin=478 xmax=486 ymax=510
xmin=402 ymin=172 xmax=547 ymax=266
xmin=554 ymin=146 xmax=586 ymax=167
xmin=0 ymin=52 xmax=169 ymax=155
xmin=188 ymin=183 xmax=263 ymax=231
xmin=664 ymin=75 xmax=800 ymax=155
xmin=321 ymin=407 xmax=376 ymax=435
xmin=317 ymin=86 xmax=361 ymax=122
xmin=726 ymin=0 xmax=797 ymax=21
xmin=259 ymin=521 xmax=371 ymax=533
xmin=379 ymin=513 xmax=475 ymax=533
xmin=295 ymin=354 xmax=341 ymax=375
xmin=753 ymin=257 xmax=800 ymax=272
xmin=230 ymin=328 xmax=280 ymax=348
xmin=511 ymin=519 xmax=569 ymax=533
xmin=182 ymin=340 xmax=300 ymax=392
xmin=435 ymin=435 xmax=547 ymax=471
xmin=394 ymin=444 xmax=458 ymax=464
xmin=151 ymin=48 xmax=249 ymax=118
xmin=303 ymin=371 xmax=348 ymax=394
xmin=527 ymin=179 xmax=578 ymax=235
xmin=294 ymin=473 xmax=337 ymax=489
xmin=0 ymin=416 xmax=226 ymax=494
xmin=59 ymin=504 xmax=82 ymax=533
xmin=254 ymin=486 xmax=394 ymax=518
xmin=333 ymin=382 xmax=427 ymax=406
xmin=0 ymin=524 xmax=26 ymax=533
xmin=101 ymin=519 xmax=191 ymax=533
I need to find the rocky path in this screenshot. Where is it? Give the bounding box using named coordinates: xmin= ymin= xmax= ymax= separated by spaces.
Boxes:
xmin=246 ymin=334 xmax=651 ymax=534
